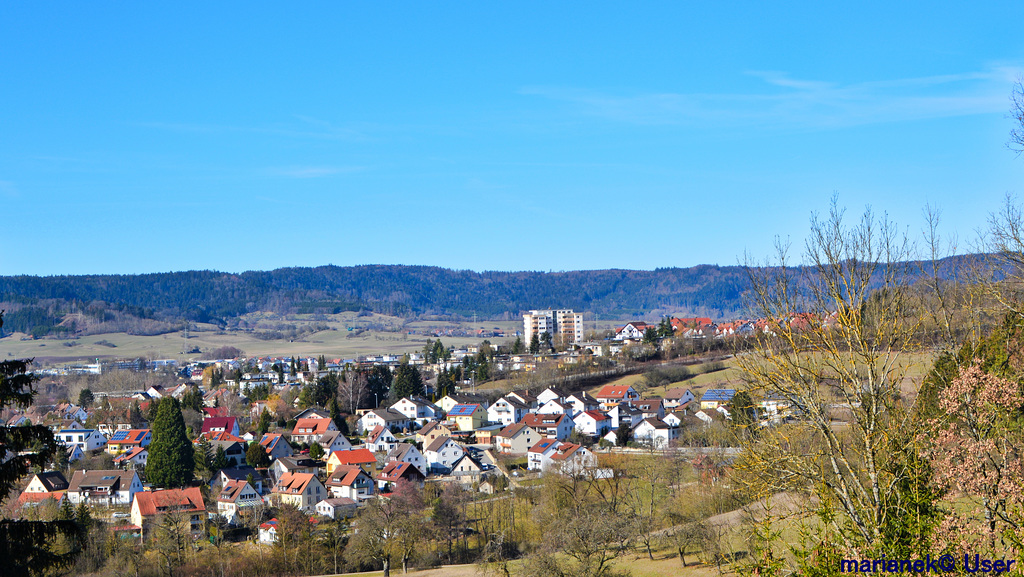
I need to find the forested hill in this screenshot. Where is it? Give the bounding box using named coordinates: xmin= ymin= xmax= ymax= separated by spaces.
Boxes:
xmin=0 ymin=265 xmax=750 ymax=333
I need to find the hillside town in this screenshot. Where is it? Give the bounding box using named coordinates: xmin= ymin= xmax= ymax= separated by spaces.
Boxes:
xmin=3 ymin=309 xmax=775 ymax=574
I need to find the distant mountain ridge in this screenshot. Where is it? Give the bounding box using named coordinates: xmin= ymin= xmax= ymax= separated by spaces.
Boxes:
xmin=0 ymin=257 xmax=975 ymax=336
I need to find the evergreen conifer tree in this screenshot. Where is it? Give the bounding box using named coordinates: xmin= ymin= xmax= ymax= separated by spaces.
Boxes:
xmin=146 ymin=397 xmax=194 ymax=488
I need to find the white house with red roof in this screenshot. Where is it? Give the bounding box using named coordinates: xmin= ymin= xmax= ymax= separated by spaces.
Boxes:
xmin=548 ymin=442 xmax=597 ymax=474
xmin=217 ymin=479 xmax=263 ymax=525
xmin=291 ymin=417 xmax=338 ymax=444
xmin=113 ymin=446 xmax=148 ymax=469
xmin=633 ymin=417 xmax=679 ymax=449
xmin=131 ymin=487 xmax=206 ymax=537
xmin=527 ymin=439 xmax=560 ymax=470
xmin=326 ymin=464 xmax=375 ymax=501
xmin=573 ymin=410 xmax=612 ymax=437
xmin=272 ymin=472 xmax=326 ymax=513
xmin=595 ymin=385 xmax=640 ymax=411
xmin=377 ymin=461 xmax=426 ymax=491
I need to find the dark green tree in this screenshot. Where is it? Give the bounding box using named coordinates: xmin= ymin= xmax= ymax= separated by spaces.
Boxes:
xmin=213 ymin=446 xmax=229 ymax=471
xmin=309 ymin=442 xmax=324 ymax=460
xmin=529 ymin=334 xmax=540 ymax=354
xmin=642 ymin=327 xmax=659 ymax=345
xmin=180 ymin=386 xmax=203 ymax=413
xmin=146 ymin=397 xmax=194 ymax=488
xmin=77 ymin=388 xmax=94 ymax=409
xmin=435 ymin=368 xmax=455 ymax=401
xmin=257 ymin=408 xmax=272 ymax=436
xmin=540 ymin=332 xmax=553 ymax=352
xmin=616 ymin=425 xmax=631 ymax=447
xmin=390 ymin=362 xmax=424 ymax=400
xmin=128 ymin=400 xmax=146 ymax=428
xmin=511 ymin=336 xmax=524 ymax=355
xmin=194 ymin=436 xmax=213 ymax=479
xmin=246 ymin=441 xmax=271 ymax=468
xmin=366 ymin=365 xmax=392 ymax=407
xmin=729 ymin=391 xmax=757 ymax=431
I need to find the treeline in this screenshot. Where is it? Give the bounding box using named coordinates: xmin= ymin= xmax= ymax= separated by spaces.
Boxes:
xmin=0 ymin=258 xmax=975 ymax=337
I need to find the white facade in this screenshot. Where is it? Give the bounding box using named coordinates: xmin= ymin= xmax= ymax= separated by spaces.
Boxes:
xmin=57 ymin=429 xmax=107 ymax=453
xmin=523 ymin=309 xmax=584 ymax=345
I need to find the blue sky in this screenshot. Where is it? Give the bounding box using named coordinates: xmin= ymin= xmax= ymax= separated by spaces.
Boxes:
xmin=3 ymin=2 xmax=1024 ymax=275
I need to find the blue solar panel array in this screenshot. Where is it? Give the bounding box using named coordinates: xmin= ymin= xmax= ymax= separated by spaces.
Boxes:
xmin=448 ymin=404 xmax=478 ymax=416
xmin=110 ymin=431 xmax=129 ymax=441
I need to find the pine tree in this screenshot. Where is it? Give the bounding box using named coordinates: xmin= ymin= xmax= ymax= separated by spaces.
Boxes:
xmin=390 ymin=362 xmax=424 ymax=400
xmin=246 ymin=442 xmax=270 ymax=468
xmin=146 ymin=397 xmax=194 ymax=488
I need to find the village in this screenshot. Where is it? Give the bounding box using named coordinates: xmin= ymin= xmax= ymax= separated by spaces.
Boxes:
xmin=4 ymin=308 xmax=781 ymax=574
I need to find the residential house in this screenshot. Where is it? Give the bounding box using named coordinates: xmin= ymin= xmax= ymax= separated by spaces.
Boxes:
xmin=450 ymin=455 xmax=485 ymax=485
xmin=365 ymin=425 xmax=398 ymax=453
xmin=113 ymin=446 xmax=148 ymax=469
xmin=505 ymin=390 xmax=538 ymax=409
xmin=487 ymin=397 xmax=530 ymax=427
xmin=595 ymin=385 xmax=640 ymax=411
xmin=573 ymin=410 xmax=612 ymax=437
xmin=210 ymin=439 xmax=247 ymax=467
xmin=259 ymin=518 xmax=279 ymax=544
xmin=390 ymin=396 xmax=441 ymax=425
xmin=536 ymin=399 xmax=574 ymax=417
xmin=259 ymin=433 xmax=294 ymax=460
xmin=424 ymin=436 xmax=466 ymax=473
xmin=220 ymin=466 xmax=267 ymax=494
xmin=632 ymin=418 xmax=679 ymax=449
xmin=700 ymin=389 xmax=736 ymax=410
xmin=520 ymin=413 xmax=575 ymax=441
xmin=250 ymin=400 xmax=275 ymax=422
xmin=376 ymin=461 xmax=426 ymax=491
xmin=608 ymin=403 xmax=644 ymax=431
xmin=536 ymin=387 xmax=569 ymax=405
xmin=272 ymin=472 xmax=326 ymax=513
xmin=447 ymin=404 xmax=487 ymax=431
xmin=613 ymin=322 xmax=650 ymax=341
xmin=548 ymin=443 xmax=597 ymax=475
xmin=386 ymin=443 xmax=427 ymax=476
xmin=19 ymin=471 xmax=69 ymax=507
xmin=565 ymin=392 xmax=599 ymax=416
xmin=438 ymin=393 xmax=490 ymax=413
xmin=55 ymin=403 xmax=89 ymax=423
xmin=315 ymin=497 xmax=358 ymax=520
xmin=316 ymin=430 xmax=353 ymax=454
xmin=357 ymin=408 xmax=410 ymax=434
xmin=201 ymin=417 xmax=240 ymax=437
xmin=633 ymin=399 xmax=666 ymax=420
xmin=67 ymin=470 xmax=143 ymax=506
xmin=270 ymin=457 xmax=324 ymax=483
xmin=57 ymin=428 xmax=107 ymax=453
xmin=326 ymin=465 xmax=375 ymax=501
xmin=104 ymin=428 xmax=150 ymax=457
xmin=131 ymin=487 xmax=206 ymax=538
xmin=416 ymin=421 xmax=455 ymax=445
xmin=217 ymin=480 xmax=263 ymax=525
xmin=326 ymin=448 xmax=378 ymax=475
xmin=295 ymin=407 xmax=331 ymax=421
xmin=494 ymin=422 xmax=540 ymax=454
xmin=291 ymin=417 xmax=338 ymax=445
xmin=527 ymin=439 xmax=560 ymax=471
xmin=662 ymin=388 xmax=696 ymax=410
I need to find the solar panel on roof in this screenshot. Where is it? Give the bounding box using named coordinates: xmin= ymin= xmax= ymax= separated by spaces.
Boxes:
xmin=110 ymin=431 xmax=129 ymax=441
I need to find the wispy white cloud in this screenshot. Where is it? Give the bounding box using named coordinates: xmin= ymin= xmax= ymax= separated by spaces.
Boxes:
xmin=520 ymin=65 xmax=1024 ymax=130
xmin=270 ymin=165 xmax=366 ymax=178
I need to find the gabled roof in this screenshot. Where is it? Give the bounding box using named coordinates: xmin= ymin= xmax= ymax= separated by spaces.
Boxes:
xmin=596 ymin=385 xmax=635 ymax=400
xmin=701 ymin=389 xmax=736 ymax=402
xmin=201 ymin=430 xmax=245 ymax=443
xmin=367 ymin=425 xmax=395 ymax=443
xmin=273 ymin=472 xmax=317 ymax=495
xmin=293 ymin=418 xmax=334 ymax=436
xmin=450 ymin=454 xmax=483 ymax=472
xmin=68 ymin=470 xmax=136 ymax=492
xmin=328 ymin=465 xmax=370 ymax=487
xmin=663 ymin=388 xmax=693 ymax=400
xmin=113 ymin=446 xmax=148 ymax=463
xmin=521 ymin=413 xmax=567 ymax=428
xmin=448 ymin=404 xmax=483 ymax=417
xmin=567 ymin=391 xmax=598 ymax=403
xmin=220 ymin=465 xmax=262 ymax=481
xmin=201 ymin=417 xmax=237 ymax=433
xmin=106 ymin=429 xmax=150 ymax=445
xmin=387 ymin=443 xmax=418 ymax=461
xmin=260 ymin=433 xmax=289 ymax=452
xmin=377 ymin=461 xmax=425 ymax=482
xmin=134 ymin=487 xmax=205 ymax=516
xmin=495 ymin=396 xmax=530 ymax=410
xmin=367 ymin=408 xmax=408 ymax=422
xmin=638 ymin=417 xmax=673 ymax=430
xmin=19 ymin=490 xmax=66 ymax=505
xmin=29 ymin=471 xmax=69 ymax=492
xmin=581 ymin=410 xmax=610 ymax=422
xmin=550 ymin=442 xmax=584 ymax=461
xmin=497 ymin=422 xmax=533 ymax=438
xmin=329 ymin=448 xmax=377 ymax=466
xmin=218 ymin=479 xmax=256 ymax=504
xmin=425 ymin=435 xmax=457 ymax=453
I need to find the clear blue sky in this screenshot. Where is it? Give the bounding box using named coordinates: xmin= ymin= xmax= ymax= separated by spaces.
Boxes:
xmin=3 ymin=2 xmax=1024 ymax=275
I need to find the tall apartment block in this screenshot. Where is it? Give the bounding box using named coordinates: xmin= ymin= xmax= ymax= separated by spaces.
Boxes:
xmin=523 ymin=309 xmax=584 ymax=345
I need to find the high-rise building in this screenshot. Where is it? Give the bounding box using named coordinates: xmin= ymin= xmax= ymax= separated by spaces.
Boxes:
xmin=523 ymin=309 xmax=584 ymax=345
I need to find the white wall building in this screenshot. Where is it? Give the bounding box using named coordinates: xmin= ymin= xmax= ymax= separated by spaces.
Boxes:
xmin=523 ymin=309 xmax=584 ymax=345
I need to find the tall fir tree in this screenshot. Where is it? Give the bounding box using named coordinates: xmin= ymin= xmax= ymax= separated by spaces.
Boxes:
xmin=146 ymin=397 xmax=194 ymax=488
